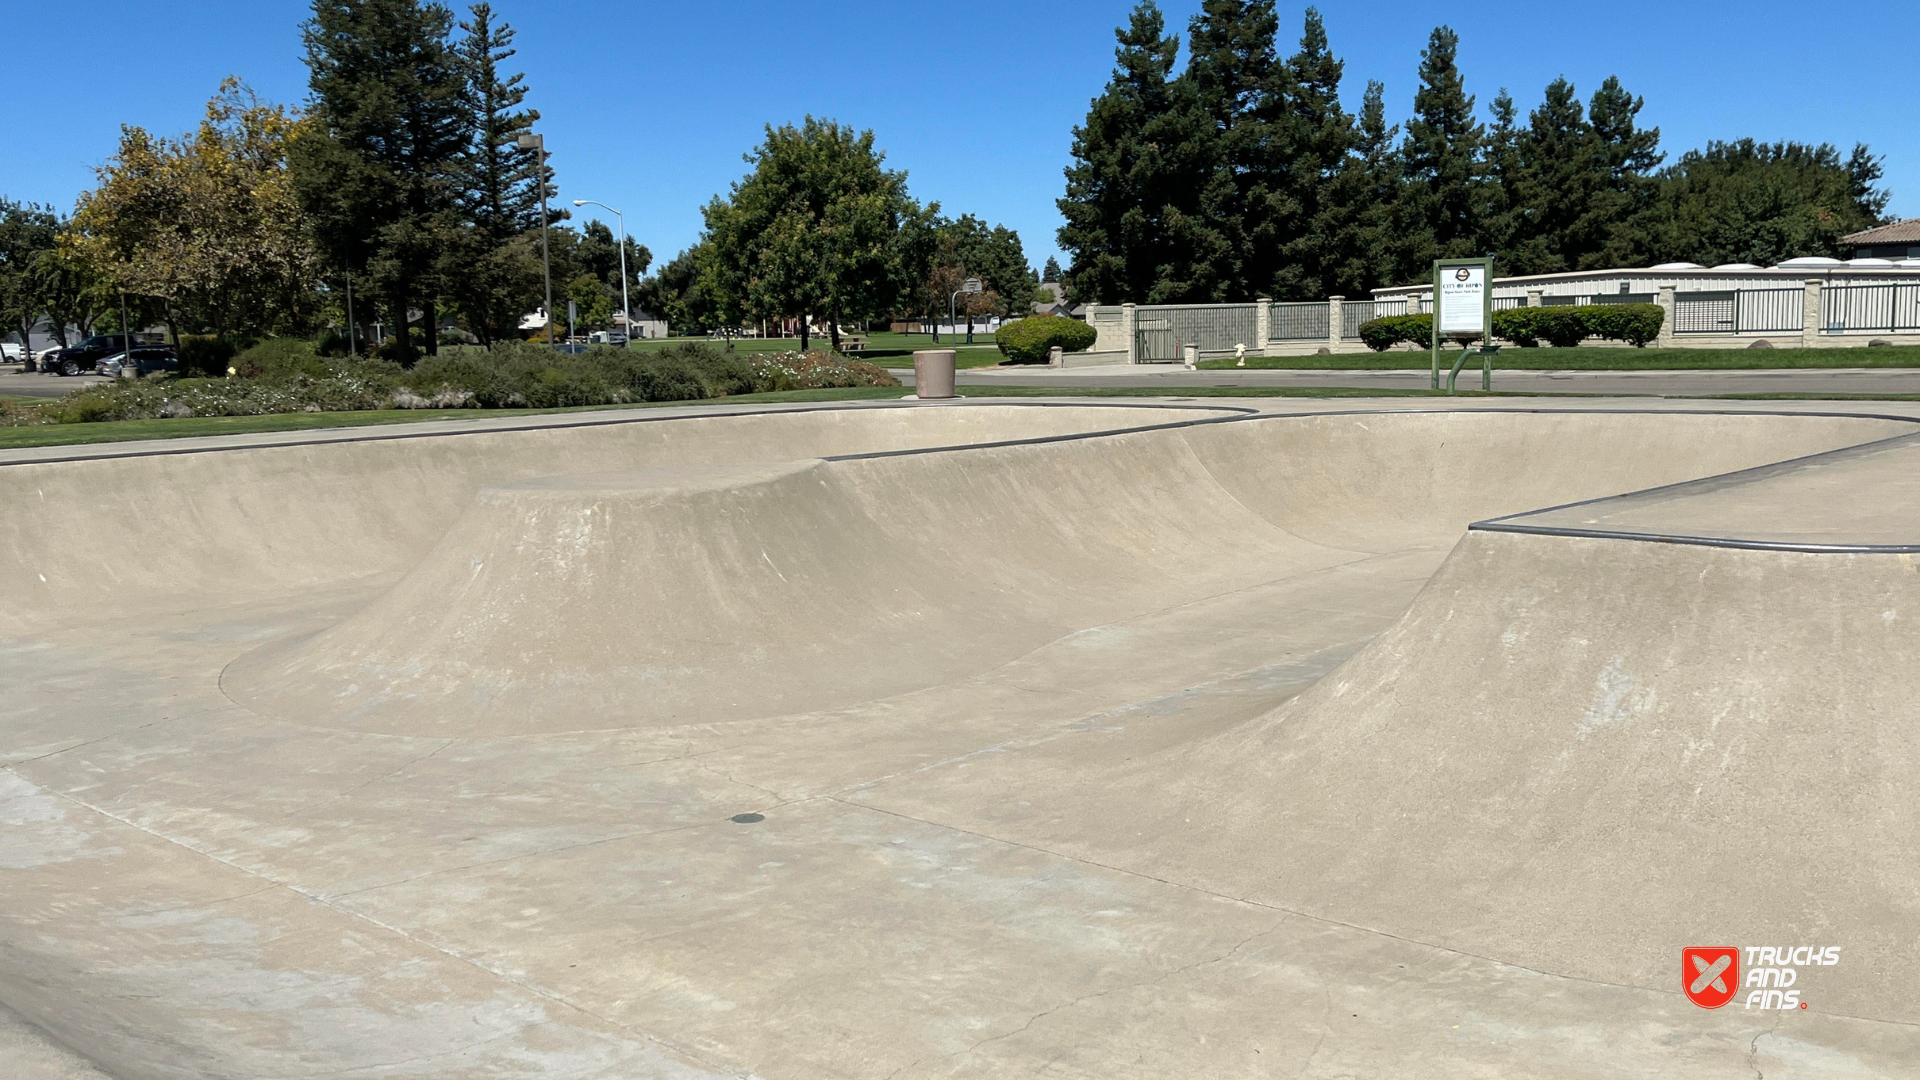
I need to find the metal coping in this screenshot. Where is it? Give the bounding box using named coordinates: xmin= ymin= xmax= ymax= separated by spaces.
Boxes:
xmin=1468 ymin=422 xmax=1920 ymax=554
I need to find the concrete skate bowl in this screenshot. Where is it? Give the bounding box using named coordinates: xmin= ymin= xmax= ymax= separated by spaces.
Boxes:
xmin=5 ymin=402 xmax=1920 ymax=1078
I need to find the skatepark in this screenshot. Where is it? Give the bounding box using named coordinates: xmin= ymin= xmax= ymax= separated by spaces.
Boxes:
xmin=4 ymin=397 xmax=1918 ymax=1078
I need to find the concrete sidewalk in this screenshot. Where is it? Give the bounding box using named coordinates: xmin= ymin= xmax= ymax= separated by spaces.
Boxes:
xmin=915 ymin=362 xmax=1920 ymax=397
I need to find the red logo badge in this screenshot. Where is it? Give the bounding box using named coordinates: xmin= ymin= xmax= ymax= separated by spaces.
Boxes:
xmin=1684 ymin=947 xmax=1739 ymax=1008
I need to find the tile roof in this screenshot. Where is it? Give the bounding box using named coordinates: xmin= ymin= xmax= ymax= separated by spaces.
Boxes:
xmin=1842 ymin=219 xmax=1920 ymax=245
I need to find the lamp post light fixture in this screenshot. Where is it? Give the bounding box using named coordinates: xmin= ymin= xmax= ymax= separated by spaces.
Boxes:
xmin=573 ymin=199 xmax=630 ymax=348
xmin=951 ymin=276 xmax=983 ymax=345
xmin=516 ymin=131 xmax=554 ymax=345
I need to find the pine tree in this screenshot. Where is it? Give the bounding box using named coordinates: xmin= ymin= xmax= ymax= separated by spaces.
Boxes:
xmin=293 ymin=0 xmax=469 ymax=362
xmin=1268 ymin=7 xmax=1360 ymax=300
xmin=1318 ymin=80 xmax=1404 ymax=298
xmin=1056 ymin=2 xmax=1194 ymax=304
xmin=1041 ymin=256 xmax=1061 ymax=283
xmin=1401 ymin=26 xmax=1484 ymax=273
xmin=1180 ymin=0 xmax=1283 ymax=300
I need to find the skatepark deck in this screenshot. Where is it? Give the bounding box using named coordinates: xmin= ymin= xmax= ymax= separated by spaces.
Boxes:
xmin=3 ymin=401 xmax=1916 ymax=1078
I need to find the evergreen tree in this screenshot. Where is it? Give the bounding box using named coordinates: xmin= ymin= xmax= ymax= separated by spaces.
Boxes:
xmin=1506 ymin=77 xmax=1598 ymax=274
xmin=1041 ymin=256 xmax=1061 ymax=282
xmin=1180 ymin=0 xmax=1282 ymax=300
xmin=1318 ymin=80 xmax=1404 ymax=299
xmin=1268 ymin=8 xmax=1360 ymax=300
xmin=1401 ymin=26 xmax=1484 ymax=272
xmin=1584 ymin=75 xmax=1663 ymax=268
xmin=293 ymin=0 xmax=469 ymax=363
xmin=1056 ymin=2 xmax=1198 ymax=304
xmin=441 ymin=2 xmax=546 ymax=345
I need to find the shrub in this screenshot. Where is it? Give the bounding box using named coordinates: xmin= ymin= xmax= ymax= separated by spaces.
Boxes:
xmin=233 ymin=337 xmax=333 ymax=380
xmin=995 ymin=314 xmax=1099 ymax=363
xmin=1580 ymin=303 xmax=1664 ymax=347
xmin=1490 ymin=307 xmax=1539 ymax=347
xmin=1355 ymin=313 xmax=1432 ymax=352
xmin=177 ymin=335 xmax=244 ymax=377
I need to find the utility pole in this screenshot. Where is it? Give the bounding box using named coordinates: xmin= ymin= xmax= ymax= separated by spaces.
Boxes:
xmin=345 ymin=274 xmax=357 ymax=358
xmin=517 ymin=131 xmax=554 ymax=345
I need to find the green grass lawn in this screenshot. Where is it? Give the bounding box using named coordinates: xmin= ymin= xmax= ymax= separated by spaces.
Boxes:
xmin=1199 ymin=345 xmax=1920 ymax=371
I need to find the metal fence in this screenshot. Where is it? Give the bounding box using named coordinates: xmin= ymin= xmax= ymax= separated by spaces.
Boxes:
xmin=1269 ymin=302 xmax=1330 ymax=341
xmin=1493 ymin=296 xmax=1524 ymax=310
xmin=1339 ymin=299 xmax=1407 ymax=338
xmin=1673 ymin=288 xmax=1802 ymax=335
xmin=1134 ymin=303 xmax=1259 ymax=360
xmin=1822 ymin=284 xmax=1920 ymax=333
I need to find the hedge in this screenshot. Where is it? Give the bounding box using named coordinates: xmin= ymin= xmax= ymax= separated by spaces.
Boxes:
xmin=1356 ymin=303 xmax=1665 ymax=351
xmin=15 ymin=340 xmax=898 ymax=424
xmin=995 ymin=314 xmax=1098 ymax=363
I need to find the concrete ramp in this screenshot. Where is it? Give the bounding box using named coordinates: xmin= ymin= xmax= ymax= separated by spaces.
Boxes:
xmin=878 ymin=433 xmax=1920 ymax=1023
xmin=7 ymin=403 xmax=1920 ymax=1076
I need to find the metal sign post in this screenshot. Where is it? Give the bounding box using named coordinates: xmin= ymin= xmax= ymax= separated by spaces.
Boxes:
xmin=1430 ymin=258 xmax=1493 ymax=389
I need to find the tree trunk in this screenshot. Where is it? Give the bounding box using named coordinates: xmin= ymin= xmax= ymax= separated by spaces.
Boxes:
xmin=424 ymin=297 xmax=439 ymax=356
xmin=391 ymin=291 xmax=416 ymax=366
xmin=828 ymin=313 xmax=841 ymax=353
xmin=798 ymin=317 xmax=810 ymax=353
xmin=965 ymin=310 xmax=974 ymax=344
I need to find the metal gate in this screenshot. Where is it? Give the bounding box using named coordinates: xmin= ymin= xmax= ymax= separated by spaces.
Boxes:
xmin=1134 ymin=304 xmax=1259 ymax=361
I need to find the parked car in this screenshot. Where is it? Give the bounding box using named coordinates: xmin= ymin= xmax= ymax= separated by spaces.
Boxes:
xmin=42 ymin=334 xmax=138 ymax=376
xmin=1 ymin=343 xmax=24 ymax=364
xmin=99 ymin=345 xmax=181 ymax=379
xmin=25 ymin=346 xmax=64 ymax=372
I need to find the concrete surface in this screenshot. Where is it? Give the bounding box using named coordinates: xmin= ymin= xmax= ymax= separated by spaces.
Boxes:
xmin=4 ymin=399 xmax=1919 ymax=1078
xmin=921 ymin=362 xmax=1920 ymax=397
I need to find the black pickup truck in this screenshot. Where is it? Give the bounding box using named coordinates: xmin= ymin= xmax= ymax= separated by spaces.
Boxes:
xmin=39 ymin=334 xmax=142 ymax=376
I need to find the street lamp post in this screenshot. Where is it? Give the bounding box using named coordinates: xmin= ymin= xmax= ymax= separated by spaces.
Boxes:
xmin=951 ymin=277 xmax=982 ymax=346
xmin=573 ymin=199 xmax=630 ymax=348
xmin=516 ymin=131 xmax=554 ymax=345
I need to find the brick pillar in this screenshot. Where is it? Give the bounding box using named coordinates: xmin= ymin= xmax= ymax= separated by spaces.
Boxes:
xmin=1254 ymin=298 xmax=1271 ymax=356
xmin=1122 ymin=303 xmax=1138 ymax=365
xmin=1327 ymin=296 xmax=1343 ymax=352
xmin=1526 ymin=289 xmax=1543 ymax=307
xmin=1802 ymin=279 xmax=1822 ymax=349
xmin=1657 ymin=285 xmax=1676 ymax=347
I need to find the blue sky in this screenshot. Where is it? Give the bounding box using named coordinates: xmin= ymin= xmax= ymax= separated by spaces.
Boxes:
xmin=5 ymin=1 xmax=1915 ymax=274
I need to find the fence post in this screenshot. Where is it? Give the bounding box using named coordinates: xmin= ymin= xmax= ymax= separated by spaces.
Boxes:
xmin=1122 ymin=303 xmax=1138 ymax=365
xmin=1327 ymin=296 xmax=1343 ymax=352
xmin=1657 ymin=285 xmax=1676 ymax=347
xmin=1254 ymin=298 xmax=1271 ymax=356
xmin=1801 ymin=279 xmax=1822 ymax=348
xmin=1526 ymin=289 xmax=1543 ymax=307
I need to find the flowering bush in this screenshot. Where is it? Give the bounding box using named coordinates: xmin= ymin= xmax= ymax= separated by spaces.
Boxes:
xmin=747 ymin=350 xmax=899 ymax=391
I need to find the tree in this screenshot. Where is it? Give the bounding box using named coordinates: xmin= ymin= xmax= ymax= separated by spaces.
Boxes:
xmin=1647 ymin=140 xmax=1887 ymax=266
xmin=1056 ymin=2 xmax=1204 ymax=305
xmin=1181 ymin=0 xmax=1284 ymax=300
xmin=1316 ymin=80 xmax=1404 ymax=299
xmin=0 ymin=200 xmax=60 ymax=350
xmin=293 ymin=0 xmax=470 ymax=363
xmin=1267 ymin=8 xmax=1364 ymax=300
xmin=1401 ymin=26 xmax=1484 ymax=270
xmin=442 ymin=2 xmax=546 ymax=346
xmin=698 ymin=117 xmax=921 ymax=352
xmin=1041 ymin=256 xmax=1061 ymax=283
xmin=67 ymin=80 xmax=319 ymax=339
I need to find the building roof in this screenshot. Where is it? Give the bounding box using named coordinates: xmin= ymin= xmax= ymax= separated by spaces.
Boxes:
xmin=1842 ymin=219 xmax=1920 ymax=246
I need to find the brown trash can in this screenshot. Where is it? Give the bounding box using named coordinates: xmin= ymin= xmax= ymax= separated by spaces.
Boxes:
xmin=913 ymin=349 xmax=956 ymax=398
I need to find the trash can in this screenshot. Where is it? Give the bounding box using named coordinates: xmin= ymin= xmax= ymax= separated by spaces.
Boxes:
xmin=913 ymin=349 xmax=956 ymax=399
